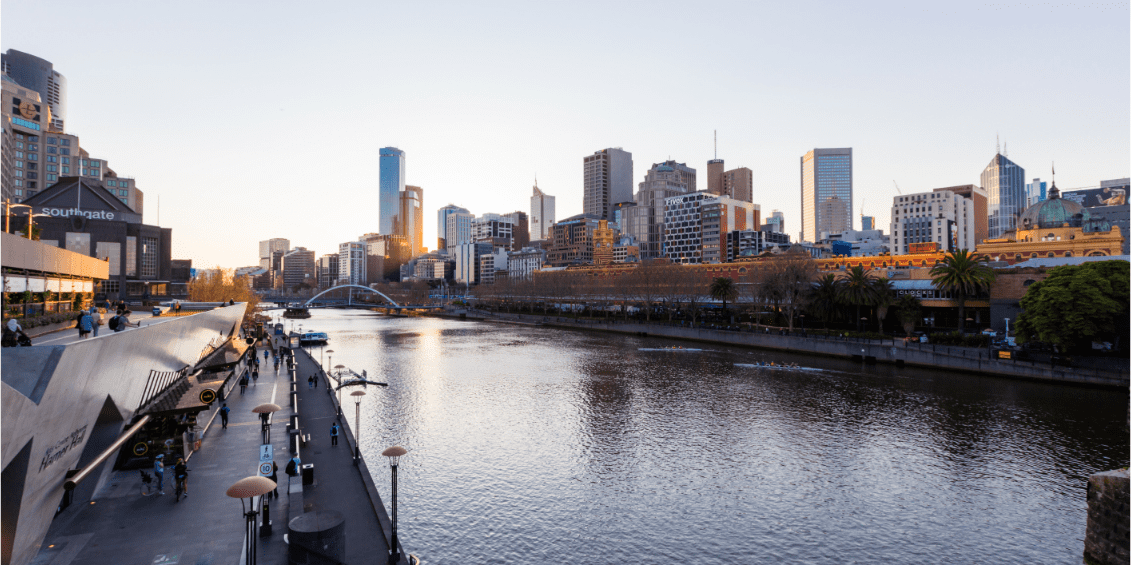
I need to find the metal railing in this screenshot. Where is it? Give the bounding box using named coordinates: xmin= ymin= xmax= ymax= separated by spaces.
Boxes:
xmin=136 ymin=366 xmax=190 ymax=412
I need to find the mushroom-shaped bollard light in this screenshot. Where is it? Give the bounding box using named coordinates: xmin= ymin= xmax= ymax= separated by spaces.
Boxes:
xmin=350 ymin=390 xmax=366 ymax=463
xmin=252 ymin=403 xmax=282 ymax=443
xmin=227 ymin=476 xmax=277 ymax=565
xmin=382 ymin=446 xmax=408 ymax=565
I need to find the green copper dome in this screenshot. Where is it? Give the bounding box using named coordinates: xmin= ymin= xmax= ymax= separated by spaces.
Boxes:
xmin=1018 ymin=182 xmax=1089 ymax=230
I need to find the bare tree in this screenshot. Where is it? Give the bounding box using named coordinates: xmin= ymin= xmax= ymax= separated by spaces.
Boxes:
xmin=763 ymin=249 xmax=817 ymax=331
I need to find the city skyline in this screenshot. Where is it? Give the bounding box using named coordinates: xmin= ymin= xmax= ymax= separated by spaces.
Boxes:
xmin=1 ymin=1 xmax=1127 ymax=268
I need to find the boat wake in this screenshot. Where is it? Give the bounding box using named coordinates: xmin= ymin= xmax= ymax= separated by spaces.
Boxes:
xmin=735 ymin=363 xmax=824 ymax=372
xmin=638 ymin=347 xmax=707 ymax=352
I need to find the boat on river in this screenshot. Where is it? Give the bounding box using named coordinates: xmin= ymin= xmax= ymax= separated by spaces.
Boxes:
xmin=283 ymin=306 xmax=311 ymax=319
xmin=299 ymin=331 xmax=328 ymax=344
xmin=735 ymin=362 xmax=824 ymax=372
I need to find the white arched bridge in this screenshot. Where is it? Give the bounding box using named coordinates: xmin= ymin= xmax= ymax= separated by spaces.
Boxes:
xmin=261 ymin=284 xmax=442 ymax=311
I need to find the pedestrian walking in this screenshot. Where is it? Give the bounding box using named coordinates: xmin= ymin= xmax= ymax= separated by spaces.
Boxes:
xmin=90 ymin=306 xmax=103 ymax=338
xmin=270 ymin=462 xmax=279 ymax=499
xmin=174 ymin=458 xmax=189 ymax=500
xmin=330 ymin=423 xmax=339 ymax=446
xmin=264 ymin=350 xmax=269 ymax=361
xmin=252 ymin=368 xmax=259 ymax=385
xmin=240 ymin=375 xmax=249 ymax=394
xmin=77 ymin=309 xmax=93 ymax=339
xmin=220 ymin=403 xmax=230 ymax=429
xmin=308 ymin=375 xmax=314 ymax=389
xmin=154 ymin=454 xmax=165 ymax=495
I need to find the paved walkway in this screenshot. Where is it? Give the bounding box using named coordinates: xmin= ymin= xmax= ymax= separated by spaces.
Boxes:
xmin=31 ymin=343 xmax=405 ymax=565
xmin=34 ymin=313 xmax=179 ymax=347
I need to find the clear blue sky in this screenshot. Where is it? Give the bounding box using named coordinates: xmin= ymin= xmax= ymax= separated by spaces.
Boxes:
xmin=4 ymin=1 xmax=1128 ymax=267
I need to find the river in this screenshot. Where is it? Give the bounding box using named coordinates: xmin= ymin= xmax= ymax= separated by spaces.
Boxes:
xmin=293 ymin=310 xmax=1128 ymax=564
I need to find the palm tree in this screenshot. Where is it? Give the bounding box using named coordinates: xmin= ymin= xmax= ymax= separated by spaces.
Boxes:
xmin=840 ymin=266 xmax=875 ymax=331
xmin=896 ymin=294 xmax=923 ymax=336
xmin=871 ymin=278 xmax=897 ymax=333
xmin=929 ymin=249 xmax=996 ymax=334
xmin=807 ymin=274 xmax=841 ymax=329
xmin=709 ymin=277 xmax=737 ymax=318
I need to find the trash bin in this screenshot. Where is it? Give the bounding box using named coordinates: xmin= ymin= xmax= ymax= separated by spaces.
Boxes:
xmin=301 ymin=463 xmax=314 ymax=485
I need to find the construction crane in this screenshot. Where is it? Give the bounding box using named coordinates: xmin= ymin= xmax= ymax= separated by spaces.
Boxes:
xmin=892 ymin=181 xmax=903 ymax=195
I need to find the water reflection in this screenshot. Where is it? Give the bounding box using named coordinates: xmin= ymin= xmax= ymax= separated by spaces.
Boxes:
xmin=300 ymin=310 xmax=1128 ymax=565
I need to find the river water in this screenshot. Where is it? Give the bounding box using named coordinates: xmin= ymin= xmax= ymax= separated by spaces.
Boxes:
xmin=296 ymin=310 xmax=1128 ymax=564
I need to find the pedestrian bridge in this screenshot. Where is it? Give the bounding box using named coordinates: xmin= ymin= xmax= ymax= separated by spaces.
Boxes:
xmin=261 ymin=285 xmax=442 ymax=311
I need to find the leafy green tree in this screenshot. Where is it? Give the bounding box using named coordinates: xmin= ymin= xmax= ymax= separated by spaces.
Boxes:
xmin=806 ymin=274 xmax=841 ymax=329
xmin=871 ymin=278 xmax=897 ymax=333
xmin=709 ymin=277 xmax=737 ymax=317
xmin=840 ymin=266 xmax=875 ymax=331
xmin=929 ymin=249 xmax=995 ymax=334
xmin=896 ymin=295 xmax=922 ymax=336
xmin=1015 ymin=261 xmax=1130 ymax=353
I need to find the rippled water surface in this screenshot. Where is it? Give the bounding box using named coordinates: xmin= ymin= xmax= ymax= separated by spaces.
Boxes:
xmin=297 ymin=311 xmax=1128 ymax=564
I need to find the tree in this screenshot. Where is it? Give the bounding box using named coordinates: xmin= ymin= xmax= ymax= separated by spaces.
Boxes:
xmin=806 ymin=274 xmax=841 ymax=329
xmin=895 ymin=295 xmax=922 ymax=336
xmin=871 ymin=278 xmax=897 ymax=333
xmin=709 ymin=277 xmax=737 ymax=319
xmin=1015 ymin=260 xmax=1130 ymax=353
xmin=188 ymin=269 xmax=261 ymax=319
xmin=763 ymin=249 xmax=817 ymax=331
xmin=840 ymin=266 xmax=875 ymax=331
xmin=929 ymin=249 xmax=995 ymax=333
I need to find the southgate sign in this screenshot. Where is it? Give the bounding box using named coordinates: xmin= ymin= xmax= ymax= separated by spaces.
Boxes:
xmin=40 ymin=207 xmax=116 ymax=220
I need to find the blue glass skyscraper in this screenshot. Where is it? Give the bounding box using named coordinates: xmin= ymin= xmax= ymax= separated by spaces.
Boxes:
xmin=379 ymin=147 xmax=406 ymax=236
xmin=981 ymin=153 xmax=1025 ymax=239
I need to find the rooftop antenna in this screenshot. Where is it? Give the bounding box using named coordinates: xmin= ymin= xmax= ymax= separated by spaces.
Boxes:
xmin=1004 ymin=140 xmax=1008 ymax=158
xmin=996 ymin=134 xmax=1000 ymax=155
xmin=714 ymin=130 xmax=717 ymax=160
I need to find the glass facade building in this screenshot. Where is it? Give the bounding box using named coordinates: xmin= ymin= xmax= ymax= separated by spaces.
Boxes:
xmin=1026 ymin=178 xmax=1047 ymax=208
xmin=800 ymin=148 xmax=853 ymax=243
xmin=981 ymin=153 xmax=1026 ymax=239
xmin=379 ymin=147 xmax=405 ymax=236
xmin=437 ymin=204 xmax=470 ymax=252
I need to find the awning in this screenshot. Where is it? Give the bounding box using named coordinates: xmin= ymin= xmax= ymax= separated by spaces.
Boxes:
xmin=195 ymin=338 xmax=252 ymax=372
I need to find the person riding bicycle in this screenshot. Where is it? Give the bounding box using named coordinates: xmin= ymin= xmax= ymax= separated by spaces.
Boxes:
xmin=174 ymin=458 xmax=189 ymax=500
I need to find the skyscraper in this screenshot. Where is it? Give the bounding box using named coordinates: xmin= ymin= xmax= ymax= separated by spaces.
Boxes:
xmin=397 ymin=185 xmax=424 ymax=256
xmin=379 ymin=147 xmax=405 ymax=236
xmin=626 ymin=161 xmax=693 ymax=259
xmin=981 ymin=153 xmax=1026 ymax=239
xmin=800 ymin=148 xmax=853 ymax=243
xmin=1026 ymin=178 xmax=1048 ymax=207
xmin=707 ymin=158 xmax=725 ymax=195
xmin=437 ymin=204 xmax=470 ymax=251
xmin=445 ymin=211 xmax=475 ymax=254
xmin=2 ymin=50 xmax=67 ymax=131
xmin=530 ymin=183 xmax=556 ymax=241
xmin=258 ymin=238 xmax=290 ymax=270
xmin=583 ymin=148 xmax=633 ymax=222
xmin=723 ymin=167 xmax=753 ymax=202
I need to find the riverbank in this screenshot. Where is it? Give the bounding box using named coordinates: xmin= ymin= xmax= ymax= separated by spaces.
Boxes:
xmin=431 ymin=309 xmax=1128 ymax=388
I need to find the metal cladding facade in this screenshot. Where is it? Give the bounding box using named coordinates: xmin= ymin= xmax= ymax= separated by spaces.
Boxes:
xmin=1 ymin=305 xmax=247 ymax=565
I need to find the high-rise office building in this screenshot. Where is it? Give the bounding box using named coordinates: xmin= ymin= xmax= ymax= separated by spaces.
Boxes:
xmin=801 ymin=148 xmax=853 ymax=243
xmin=723 ymin=167 xmax=753 ymax=202
xmin=762 ymin=210 xmax=785 ymax=233
xmin=626 ymin=161 xmax=693 ymax=260
xmin=1026 ymin=178 xmax=1048 ymax=207
xmin=583 ymin=148 xmax=633 ymax=222
xmin=530 ymin=183 xmax=556 ymax=240
xmin=259 ymin=238 xmax=290 ymax=270
xmin=379 ymin=147 xmax=405 ymax=236
xmin=890 ymin=190 xmax=976 ymax=253
xmin=437 ymin=204 xmax=470 ymax=252
xmin=317 ymin=253 xmax=339 ymax=288
xmin=445 ymin=211 xmax=475 ymax=254
xmin=281 ymin=247 xmax=316 ymax=290
xmin=981 ymin=153 xmax=1025 ymax=239
xmin=396 ymin=185 xmax=423 ymax=256
xmin=2 ymin=50 xmax=67 ymax=131
xmin=861 ymin=215 xmax=875 ymax=230
xmin=504 ymin=211 xmax=529 ymax=251
xmin=338 ymin=241 xmax=367 ymax=286
xmin=933 ymin=185 xmax=988 ymax=244
xmin=707 ymin=158 xmax=725 ymax=195
xmin=664 ymin=193 xmax=758 ymax=264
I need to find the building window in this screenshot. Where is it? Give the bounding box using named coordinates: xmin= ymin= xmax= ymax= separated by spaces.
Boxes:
xmin=47 ymin=174 xmax=57 ymax=181
xmin=99 ymin=280 xmax=120 ymax=294
xmin=60 ymin=148 xmax=69 ymax=155
xmin=14 ymin=189 xmax=22 ymax=196
xmin=61 ymin=166 xmax=69 ymax=174
xmin=47 ymin=137 xmax=57 ymax=145
xmin=26 ymin=172 xmax=37 ymax=179
xmin=120 ymin=198 xmax=128 ymax=204
xmin=119 ymin=189 xmax=128 ymax=196
xmin=125 ymin=236 xmax=138 ymax=277
xmin=14 ymin=170 xmax=23 ymax=177
xmin=47 ymin=155 xmax=56 ymax=163
xmin=14 ymin=161 xmax=22 ymax=168
xmin=60 ymin=139 xmax=70 ymax=146
xmin=90 ymin=160 xmax=100 ymax=168
xmin=141 ymin=237 xmax=158 ymax=278
xmin=47 ymin=165 xmax=57 ymax=172
xmin=96 ymin=241 xmax=121 ymax=276
xmin=15 ymin=151 xmax=23 ymax=158
xmin=47 ymin=146 xmax=57 ymax=154
xmin=27 ymin=153 xmax=37 ymax=161
xmin=65 ymin=232 xmax=91 ymax=256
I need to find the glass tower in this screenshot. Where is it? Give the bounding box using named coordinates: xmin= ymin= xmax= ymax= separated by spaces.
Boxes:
xmin=981 ymin=153 xmax=1025 ymax=239
xmin=379 ymin=147 xmax=405 ymax=236
xmin=800 ymin=148 xmax=853 ymax=242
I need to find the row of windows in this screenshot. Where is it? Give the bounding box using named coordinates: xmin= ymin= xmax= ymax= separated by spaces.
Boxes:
xmin=45 ymin=137 xmax=72 ymax=146
xmin=46 ymin=146 xmax=72 ymax=155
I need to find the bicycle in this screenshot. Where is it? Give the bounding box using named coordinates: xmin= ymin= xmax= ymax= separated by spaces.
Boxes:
xmin=174 ymin=471 xmax=189 ymax=502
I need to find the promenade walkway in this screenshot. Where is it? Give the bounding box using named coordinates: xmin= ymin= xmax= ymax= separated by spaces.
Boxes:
xmin=31 ymin=342 xmax=407 ymax=565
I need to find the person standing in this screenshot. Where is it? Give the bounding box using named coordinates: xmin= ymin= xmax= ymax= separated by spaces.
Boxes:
xmin=174 ymin=458 xmax=189 ymax=498
xmin=154 ymin=455 xmax=165 ymax=495
xmin=77 ymin=309 xmax=93 ymax=339
xmin=220 ymin=403 xmax=230 ymax=429
xmin=270 ymin=461 xmax=279 ymax=499
xmin=330 ymin=423 xmax=339 ymax=446
xmin=308 ymin=375 xmax=314 ymax=389
xmin=239 ymin=374 xmax=249 ymax=394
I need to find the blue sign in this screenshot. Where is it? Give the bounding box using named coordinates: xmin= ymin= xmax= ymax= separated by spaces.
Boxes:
xmin=11 ymin=117 xmax=40 ymax=131
xmin=189 ymin=268 xmax=197 ymax=278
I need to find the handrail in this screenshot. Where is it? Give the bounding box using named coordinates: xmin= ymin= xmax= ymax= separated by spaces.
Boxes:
xmin=64 ymin=415 xmax=150 ymax=491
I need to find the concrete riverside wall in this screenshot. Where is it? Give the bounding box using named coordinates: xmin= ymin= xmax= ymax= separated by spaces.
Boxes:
xmin=0 ymin=305 xmax=247 ymax=565
xmin=1085 ymin=469 xmax=1130 ymax=565
xmin=450 ymin=312 xmax=1128 ymax=387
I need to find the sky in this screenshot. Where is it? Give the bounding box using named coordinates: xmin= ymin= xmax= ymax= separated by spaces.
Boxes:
xmin=3 ymin=0 xmax=1129 ymax=268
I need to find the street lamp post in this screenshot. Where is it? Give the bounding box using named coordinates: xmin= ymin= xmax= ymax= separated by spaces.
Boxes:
xmin=226 ymin=476 xmax=277 ymax=565
xmin=382 ymin=446 xmax=408 ymax=565
xmin=22 ymin=211 xmax=49 ymax=240
xmin=334 ymin=364 xmax=347 ymax=418
xmin=350 ymin=390 xmax=366 ymax=464
xmin=3 ymin=201 xmax=31 ymax=234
